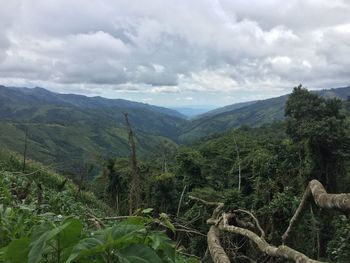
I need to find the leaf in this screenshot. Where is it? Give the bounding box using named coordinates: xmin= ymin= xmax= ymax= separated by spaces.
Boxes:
xmin=159 ymin=213 xmax=175 ymax=234
xmin=5 ymin=237 xmax=30 ymax=263
xmin=125 ymin=216 xmax=152 ymax=226
xmin=148 ymin=233 xmax=175 ymax=261
xmin=28 ymin=218 xmax=80 ymax=263
xmin=141 ymin=208 xmax=153 ymax=214
xmin=65 ymin=237 xmax=106 ymax=263
xmin=59 ymin=218 xmax=83 ymax=249
xmin=110 ymin=223 xmax=145 ymax=246
xmin=118 ymin=244 xmax=163 ymax=263
xmin=59 ymin=218 xmax=83 ymax=262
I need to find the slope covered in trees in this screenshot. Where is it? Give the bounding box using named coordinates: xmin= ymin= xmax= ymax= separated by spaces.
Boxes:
xmin=0 ymin=86 xmax=185 ymax=174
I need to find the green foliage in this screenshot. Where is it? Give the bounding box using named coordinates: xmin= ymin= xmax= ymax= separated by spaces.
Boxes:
xmin=327 ymin=215 xmax=350 ymax=262
xmin=0 ymin=151 xmax=197 ymax=263
xmin=285 ymin=85 xmax=350 ymax=192
xmin=2 ymin=216 xmax=192 ymax=263
xmin=176 ymin=148 xmax=206 ymax=190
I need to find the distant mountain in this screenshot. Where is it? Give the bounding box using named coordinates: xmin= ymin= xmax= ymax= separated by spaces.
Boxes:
xmin=170 ymin=107 xmax=215 ymax=118
xmin=0 ymin=86 xmax=186 ymax=119
xmin=0 ymin=86 xmax=187 ymax=173
xmin=179 ymin=86 xmax=350 ymax=142
xmin=193 ymin=101 xmax=257 ymax=120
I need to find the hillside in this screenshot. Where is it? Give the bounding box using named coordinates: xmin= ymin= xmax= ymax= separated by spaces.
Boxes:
xmin=0 ymin=86 xmax=186 ymax=173
xmin=0 ymin=149 xmax=194 ymax=263
xmin=179 ymin=86 xmax=350 ymax=142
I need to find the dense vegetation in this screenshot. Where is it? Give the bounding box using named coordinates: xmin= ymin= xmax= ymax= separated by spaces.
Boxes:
xmin=1 ymin=85 xmax=350 ymax=262
xmin=0 ymin=150 xmax=196 ymax=263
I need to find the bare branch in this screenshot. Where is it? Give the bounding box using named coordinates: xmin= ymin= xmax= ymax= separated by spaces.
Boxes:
xmin=218 ymin=220 xmax=325 ymax=263
xmin=189 ymin=195 xmax=223 ymax=207
xmin=190 ymin=193 xmax=327 ymax=263
xmin=234 ymin=209 xmax=265 ymax=239
xmin=282 ymin=187 xmax=311 ymax=243
xmin=177 ymin=185 xmax=187 ymax=217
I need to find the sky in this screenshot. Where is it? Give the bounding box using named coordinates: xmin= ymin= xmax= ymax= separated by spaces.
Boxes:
xmin=0 ymin=0 xmax=350 ymax=107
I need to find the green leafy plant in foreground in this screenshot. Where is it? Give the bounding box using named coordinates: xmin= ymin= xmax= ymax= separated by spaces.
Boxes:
xmin=2 ymin=216 xmax=197 ymax=263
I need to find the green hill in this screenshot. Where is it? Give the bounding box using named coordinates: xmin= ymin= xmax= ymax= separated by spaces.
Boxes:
xmin=0 ymin=86 xmax=185 ymax=174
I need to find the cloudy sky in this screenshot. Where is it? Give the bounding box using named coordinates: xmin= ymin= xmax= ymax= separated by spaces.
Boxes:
xmin=1 ymin=0 xmax=350 ymax=107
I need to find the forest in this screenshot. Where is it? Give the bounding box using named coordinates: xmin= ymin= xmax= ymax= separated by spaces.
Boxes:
xmin=1 ymin=85 xmax=350 ymax=262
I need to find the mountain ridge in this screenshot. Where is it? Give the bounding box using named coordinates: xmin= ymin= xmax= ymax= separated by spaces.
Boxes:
xmin=178 ymin=85 xmax=350 ymax=142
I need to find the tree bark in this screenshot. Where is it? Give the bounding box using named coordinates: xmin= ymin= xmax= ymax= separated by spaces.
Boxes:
xmin=283 ymin=179 xmax=350 ymax=242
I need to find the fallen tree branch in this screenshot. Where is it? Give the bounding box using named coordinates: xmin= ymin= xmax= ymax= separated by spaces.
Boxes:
xmin=189 ymin=195 xmax=230 ymax=263
xmin=219 ymin=214 xmax=324 ymax=263
xmin=282 ymin=179 xmax=350 ymax=242
xmin=190 ymin=193 xmax=327 ymax=263
xmin=207 ymin=225 xmax=231 ymax=263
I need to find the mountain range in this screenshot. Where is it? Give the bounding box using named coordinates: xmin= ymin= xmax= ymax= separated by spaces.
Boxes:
xmin=0 ymin=85 xmax=349 ymax=173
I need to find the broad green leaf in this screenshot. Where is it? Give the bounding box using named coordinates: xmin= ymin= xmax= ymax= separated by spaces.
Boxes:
xmin=28 ymin=218 xmax=79 ymax=263
xmin=141 ymin=208 xmax=153 ymax=214
xmin=65 ymin=237 xmax=106 ymax=263
xmin=110 ymin=223 xmax=145 ymax=247
xmin=59 ymin=218 xmax=83 ymax=249
xmin=148 ymin=233 xmax=175 ymax=261
xmin=5 ymin=237 xmax=30 ymax=263
xmin=159 ymin=213 xmax=175 ymax=234
xmin=59 ymin=218 xmax=83 ymax=262
xmin=118 ymin=244 xmax=163 ymax=263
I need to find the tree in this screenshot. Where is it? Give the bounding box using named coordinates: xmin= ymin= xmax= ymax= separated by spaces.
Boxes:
xmin=104 ymin=158 xmax=122 ymax=214
xmin=285 ymin=85 xmax=349 ymax=192
xmin=175 ymin=148 xmax=206 ymax=190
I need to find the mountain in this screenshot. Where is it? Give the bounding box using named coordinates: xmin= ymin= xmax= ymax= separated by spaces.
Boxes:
xmin=0 ymin=86 xmax=187 ymax=173
xmin=0 ymin=86 xmax=186 ymax=118
xmin=193 ymin=101 xmax=257 ymax=120
xmin=179 ymin=86 xmax=350 ymax=142
xmin=170 ymin=106 xmax=215 ymax=118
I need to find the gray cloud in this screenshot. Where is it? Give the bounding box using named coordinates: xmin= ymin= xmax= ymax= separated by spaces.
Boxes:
xmin=0 ymin=0 xmax=350 ymax=105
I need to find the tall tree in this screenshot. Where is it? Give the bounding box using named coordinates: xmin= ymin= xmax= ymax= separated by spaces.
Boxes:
xmin=285 ymin=85 xmax=349 ymax=192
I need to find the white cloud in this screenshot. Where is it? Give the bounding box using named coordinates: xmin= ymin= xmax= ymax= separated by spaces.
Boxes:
xmin=0 ymin=0 xmax=350 ymax=106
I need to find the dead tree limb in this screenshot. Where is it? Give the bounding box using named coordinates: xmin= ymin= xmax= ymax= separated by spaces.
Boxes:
xmin=208 ymin=226 xmax=231 ymax=263
xmin=234 ymin=209 xmax=265 ymax=239
xmin=177 ymin=185 xmax=187 ymax=217
xmin=124 ymin=113 xmax=141 ymax=215
xmin=219 ymin=214 xmax=324 ymax=263
xmin=282 ymin=179 xmax=350 ymax=242
xmin=189 ymin=195 xmax=230 ymax=263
